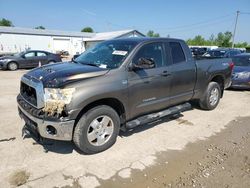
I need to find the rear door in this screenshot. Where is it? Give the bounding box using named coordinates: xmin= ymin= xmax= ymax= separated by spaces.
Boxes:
xmin=36 ymin=51 xmax=49 ymax=65
xmin=166 ymin=41 xmax=196 ymax=105
xmin=127 ymin=42 xmax=172 ymax=119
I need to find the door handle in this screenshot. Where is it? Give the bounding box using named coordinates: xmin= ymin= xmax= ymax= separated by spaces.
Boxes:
xmin=161 ymin=71 xmax=171 ymax=77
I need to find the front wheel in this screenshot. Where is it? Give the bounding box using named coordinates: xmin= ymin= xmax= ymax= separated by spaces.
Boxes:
xmin=199 ymin=81 xmax=221 ymax=110
xmin=73 ymin=105 xmax=120 ymax=154
xmin=8 ymin=62 xmax=18 ymax=71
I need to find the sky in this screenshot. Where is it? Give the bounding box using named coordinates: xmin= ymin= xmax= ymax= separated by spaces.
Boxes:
xmin=0 ymin=0 xmax=249 ymax=43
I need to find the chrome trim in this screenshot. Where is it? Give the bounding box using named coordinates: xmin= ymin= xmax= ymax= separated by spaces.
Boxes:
xmin=18 ymin=103 xmax=75 ymax=141
xmin=21 ymin=75 xmax=44 ymax=108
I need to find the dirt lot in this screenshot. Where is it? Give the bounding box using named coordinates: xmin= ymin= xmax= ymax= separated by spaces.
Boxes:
xmin=0 ymin=70 xmax=250 ymax=188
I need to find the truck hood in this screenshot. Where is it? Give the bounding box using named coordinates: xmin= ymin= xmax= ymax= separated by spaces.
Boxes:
xmin=25 ymin=62 xmax=109 ymax=88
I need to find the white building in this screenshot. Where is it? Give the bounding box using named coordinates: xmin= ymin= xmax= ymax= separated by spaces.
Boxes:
xmin=0 ymin=26 xmax=145 ymax=55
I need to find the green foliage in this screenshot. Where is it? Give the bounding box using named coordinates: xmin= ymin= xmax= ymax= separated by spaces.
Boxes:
xmin=186 ymin=31 xmax=248 ymax=48
xmin=147 ymin=30 xmax=160 ymax=37
xmin=35 ymin=26 xmax=45 ymax=30
xmin=81 ymin=27 xmax=94 ymax=33
xmin=0 ymin=18 xmax=13 ymax=27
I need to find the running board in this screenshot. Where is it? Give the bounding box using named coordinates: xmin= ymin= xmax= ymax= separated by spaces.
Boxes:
xmin=126 ymin=102 xmax=191 ymax=129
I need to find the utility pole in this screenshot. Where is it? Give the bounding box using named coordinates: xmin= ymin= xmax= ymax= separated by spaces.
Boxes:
xmin=232 ymin=10 xmax=240 ymax=48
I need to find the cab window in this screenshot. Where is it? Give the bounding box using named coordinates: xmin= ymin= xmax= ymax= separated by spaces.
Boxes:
xmin=169 ymin=42 xmax=186 ymax=64
xmin=133 ymin=42 xmax=165 ymax=67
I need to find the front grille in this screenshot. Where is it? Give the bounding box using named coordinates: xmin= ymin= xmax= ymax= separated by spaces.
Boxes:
xmin=17 ymin=95 xmax=44 ymax=118
xmin=20 ymin=81 xmax=37 ymax=106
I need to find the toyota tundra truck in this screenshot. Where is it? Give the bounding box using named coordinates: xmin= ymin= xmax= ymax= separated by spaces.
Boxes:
xmin=17 ymin=38 xmax=233 ymax=154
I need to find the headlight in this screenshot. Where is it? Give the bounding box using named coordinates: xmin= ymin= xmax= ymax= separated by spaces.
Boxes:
xmin=44 ymin=88 xmax=75 ymax=104
xmin=0 ymin=59 xmax=10 ymax=62
xmin=235 ymin=72 xmax=250 ymax=79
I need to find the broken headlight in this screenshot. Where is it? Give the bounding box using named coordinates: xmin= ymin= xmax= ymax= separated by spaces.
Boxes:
xmin=44 ymin=88 xmax=75 ymax=104
xmin=43 ymin=88 xmax=75 ymax=115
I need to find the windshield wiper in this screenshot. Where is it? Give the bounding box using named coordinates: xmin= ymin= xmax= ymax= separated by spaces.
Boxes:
xmin=81 ymin=63 xmax=99 ymax=67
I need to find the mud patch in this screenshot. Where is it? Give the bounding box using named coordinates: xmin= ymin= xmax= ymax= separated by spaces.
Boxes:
xmin=9 ymin=170 xmax=30 ymax=187
xmin=60 ymin=174 xmax=82 ymax=188
xmin=98 ymin=116 xmax=250 ymax=188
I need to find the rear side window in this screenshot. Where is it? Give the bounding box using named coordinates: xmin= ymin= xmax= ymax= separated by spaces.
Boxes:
xmin=37 ymin=52 xmax=47 ymax=57
xmin=169 ymin=42 xmax=186 ymax=64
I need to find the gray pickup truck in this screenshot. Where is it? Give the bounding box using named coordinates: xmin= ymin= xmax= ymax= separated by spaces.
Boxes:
xmin=17 ymin=38 xmax=233 ymax=154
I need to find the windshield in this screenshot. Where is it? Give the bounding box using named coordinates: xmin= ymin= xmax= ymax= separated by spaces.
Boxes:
xmin=75 ymin=40 xmax=138 ymax=69
xmin=13 ymin=51 xmax=25 ymax=57
xmin=233 ymin=57 xmax=250 ymax=66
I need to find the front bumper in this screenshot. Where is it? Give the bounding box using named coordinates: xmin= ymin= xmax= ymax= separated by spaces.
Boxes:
xmin=18 ymin=98 xmax=75 ymax=141
xmin=230 ymin=80 xmax=250 ymax=89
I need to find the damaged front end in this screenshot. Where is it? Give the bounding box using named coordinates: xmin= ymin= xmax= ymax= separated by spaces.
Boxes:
xmin=43 ymin=88 xmax=75 ymax=117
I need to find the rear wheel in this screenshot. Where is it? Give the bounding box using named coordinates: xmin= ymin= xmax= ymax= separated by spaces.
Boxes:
xmin=73 ymin=105 xmax=120 ymax=154
xmin=199 ymin=81 xmax=221 ymax=110
xmin=8 ymin=62 xmax=18 ymax=71
xmin=48 ymin=60 xmax=55 ymax=64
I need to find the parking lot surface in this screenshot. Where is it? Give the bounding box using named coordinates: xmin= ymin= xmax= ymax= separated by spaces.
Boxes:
xmin=0 ymin=70 xmax=250 ymax=188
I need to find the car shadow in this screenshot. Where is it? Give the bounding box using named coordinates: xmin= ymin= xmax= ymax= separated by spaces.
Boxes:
xmin=22 ymin=107 xmax=194 ymax=155
xmin=119 ymin=113 xmax=185 ymax=137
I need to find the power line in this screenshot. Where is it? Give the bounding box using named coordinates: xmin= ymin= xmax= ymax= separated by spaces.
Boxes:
xmin=161 ymin=17 xmax=234 ymax=34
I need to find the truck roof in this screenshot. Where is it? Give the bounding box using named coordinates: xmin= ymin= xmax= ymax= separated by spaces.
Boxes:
xmin=109 ymin=37 xmax=185 ymax=43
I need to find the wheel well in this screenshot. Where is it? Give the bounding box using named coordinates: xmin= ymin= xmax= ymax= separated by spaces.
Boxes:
xmin=211 ymin=75 xmax=224 ymax=97
xmin=7 ymin=61 xmax=18 ymax=68
xmin=75 ymin=98 xmax=126 ymax=126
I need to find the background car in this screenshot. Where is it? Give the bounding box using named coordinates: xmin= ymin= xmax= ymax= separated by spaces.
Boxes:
xmin=0 ymin=50 xmax=62 ymax=70
xmin=231 ymin=53 xmax=250 ymax=89
xmin=190 ymin=47 xmax=207 ymax=57
xmin=202 ymin=48 xmax=242 ymax=58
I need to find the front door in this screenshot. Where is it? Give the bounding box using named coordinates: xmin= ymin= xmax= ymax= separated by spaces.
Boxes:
xmin=127 ymin=42 xmax=172 ymax=119
xmin=22 ymin=51 xmax=37 ymax=68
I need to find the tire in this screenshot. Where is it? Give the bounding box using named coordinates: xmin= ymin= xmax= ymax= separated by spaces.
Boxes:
xmin=8 ymin=62 xmax=18 ymax=71
xmin=73 ymin=105 xmax=120 ymax=154
xmin=48 ymin=60 xmax=55 ymax=64
xmin=199 ymin=81 xmax=221 ymax=110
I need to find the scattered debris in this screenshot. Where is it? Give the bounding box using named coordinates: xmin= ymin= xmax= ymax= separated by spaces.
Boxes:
xmin=9 ymin=170 xmax=30 ymax=187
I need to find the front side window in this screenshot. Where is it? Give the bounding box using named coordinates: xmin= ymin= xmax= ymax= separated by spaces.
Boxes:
xmin=24 ymin=52 xmax=35 ymax=58
xmin=75 ymin=40 xmax=138 ymax=69
xmin=133 ymin=42 xmax=164 ymax=67
xmin=169 ymin=42 xmax=186 ymax=64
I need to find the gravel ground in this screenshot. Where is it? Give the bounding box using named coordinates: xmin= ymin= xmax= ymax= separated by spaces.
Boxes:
xmin=0 ymin=70 xmax=249 ymax=188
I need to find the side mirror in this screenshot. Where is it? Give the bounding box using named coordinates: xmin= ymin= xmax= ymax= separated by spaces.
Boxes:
xmin=129 ymin=57 xmax=155 ymax=71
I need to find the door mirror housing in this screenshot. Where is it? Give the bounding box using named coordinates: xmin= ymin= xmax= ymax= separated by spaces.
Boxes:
xmin=129 ymin=57 xmax=155 ymax=71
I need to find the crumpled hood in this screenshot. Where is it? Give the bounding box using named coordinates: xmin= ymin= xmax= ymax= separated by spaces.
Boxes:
xmin=25 ymin=62 xmax=109 ymax=87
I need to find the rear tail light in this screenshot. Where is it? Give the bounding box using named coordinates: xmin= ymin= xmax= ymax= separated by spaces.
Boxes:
xmin=229 ymin=62 xmax=234 ymax=71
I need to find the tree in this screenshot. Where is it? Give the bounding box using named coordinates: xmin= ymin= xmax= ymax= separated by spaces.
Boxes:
xmin=0 ymin=18 xmax=13 ymax=27
xmin=81 ymin=27 xmax=94 ymax=33
xmin=215 ymin=31 xmax=232 ymax=47
xmin=147 ymin=30 xmax=160 ymax=37
xmin=35 ymin=26 xmax=45 ymax=30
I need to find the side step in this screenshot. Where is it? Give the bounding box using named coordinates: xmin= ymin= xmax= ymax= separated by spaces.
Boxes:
xmin=126 ymin=102 xmax=191 ymax=129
